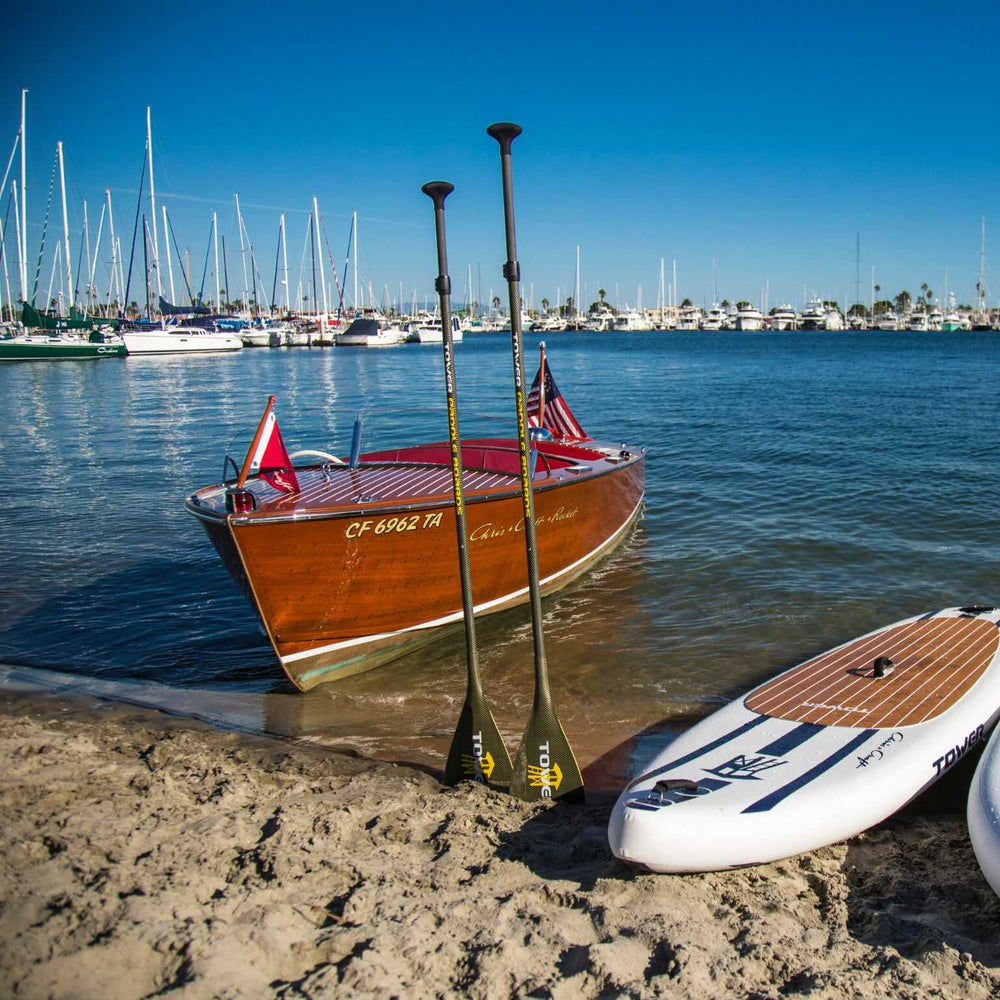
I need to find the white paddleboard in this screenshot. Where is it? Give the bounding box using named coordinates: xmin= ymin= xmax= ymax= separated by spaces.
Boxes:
xmin=609 ymin=607 xmax=1000 ymax=872
xmin=968 ymin=719 xmax=1000 ymax=896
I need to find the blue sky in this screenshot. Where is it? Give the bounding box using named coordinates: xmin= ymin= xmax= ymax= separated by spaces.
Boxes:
xmin=4 ymin=0 xmax=999 ymax=312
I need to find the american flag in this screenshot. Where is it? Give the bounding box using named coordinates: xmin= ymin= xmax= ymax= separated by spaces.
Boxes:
xmin=526 ymin=357 xmax=588 ymax=441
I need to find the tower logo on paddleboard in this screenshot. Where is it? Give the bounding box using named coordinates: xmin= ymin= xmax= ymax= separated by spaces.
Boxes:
xmin=704 ymin=753 xmax=787 ymax=781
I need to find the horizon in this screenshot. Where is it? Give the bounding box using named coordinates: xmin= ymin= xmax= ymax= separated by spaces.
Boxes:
xmin=3 ymin=0 xmax=999 ymax=316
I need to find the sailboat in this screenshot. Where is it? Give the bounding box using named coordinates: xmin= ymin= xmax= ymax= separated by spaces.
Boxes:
xmin=1 ymin=104 xmax=125 ymax=361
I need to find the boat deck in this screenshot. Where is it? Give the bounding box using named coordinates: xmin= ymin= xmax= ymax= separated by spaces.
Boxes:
xmin=746 ymin=614 xmax=1000 ymax=728
xmin=189 ymin=437 xmax=631 ymax=517
xmin=190 ymin=462 xmax=527 ymax=515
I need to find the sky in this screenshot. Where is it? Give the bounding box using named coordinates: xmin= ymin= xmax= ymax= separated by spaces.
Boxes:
xmin=3 ymin=0 xmax=1000 ymax=314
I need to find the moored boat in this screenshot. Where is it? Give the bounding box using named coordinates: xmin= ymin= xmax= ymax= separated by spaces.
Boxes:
xmin=336 ymin=317 xmax=405 ymax=347
xmin=122 ymin=324 xmax=243 ymax=355
xmin=0 ymin=330 xmax=126 ymax=361
xmin=186 ymin=357 xmax=645 ymax=690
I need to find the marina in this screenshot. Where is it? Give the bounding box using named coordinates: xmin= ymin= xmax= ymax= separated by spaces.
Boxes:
xmin=4 ymin=0 xmax=1000 ymax=988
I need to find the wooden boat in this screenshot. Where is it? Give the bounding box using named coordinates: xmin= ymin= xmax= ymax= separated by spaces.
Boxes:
xmin=186 ymin=369 xmax=645 ymax=690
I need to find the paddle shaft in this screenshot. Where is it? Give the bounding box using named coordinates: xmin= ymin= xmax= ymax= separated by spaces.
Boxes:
xmin=489 ymin=125 xmax=550 ymax=708
xmin=422 ymin=182 xmax=483 ymax=697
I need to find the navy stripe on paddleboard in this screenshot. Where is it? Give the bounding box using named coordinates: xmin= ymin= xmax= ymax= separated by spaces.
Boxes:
xmin=741 ymin=730 xmax=876 ymax=814
xmin=757 ymin=722 xmax=824 ymax=758
xmin=627 ymin=716 xmax=768 ymax=790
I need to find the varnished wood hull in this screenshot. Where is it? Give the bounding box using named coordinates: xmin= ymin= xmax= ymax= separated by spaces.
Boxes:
xmin=188 ymin=440 xmax=645 ymax=689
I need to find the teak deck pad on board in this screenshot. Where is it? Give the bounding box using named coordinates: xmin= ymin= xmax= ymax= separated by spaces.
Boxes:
xmin=745 ymin=615 xmax=1000 ymax=728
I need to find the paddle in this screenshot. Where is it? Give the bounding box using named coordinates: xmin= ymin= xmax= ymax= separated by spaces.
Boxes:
xmin=421 ymin=180 xmax=513 ymax=790
xmin=486 ymin=123 xmax=585 ymax=803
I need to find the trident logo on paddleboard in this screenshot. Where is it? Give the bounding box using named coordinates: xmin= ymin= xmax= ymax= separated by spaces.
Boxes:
xmin=461 ymin=732 xmax=496 ymax=782
xmin=526 ymin=742 xmax=563 ymax=797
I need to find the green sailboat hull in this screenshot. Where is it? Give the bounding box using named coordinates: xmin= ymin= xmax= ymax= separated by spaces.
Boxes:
xmin=0 ymin=337 xmax=126 ymax=361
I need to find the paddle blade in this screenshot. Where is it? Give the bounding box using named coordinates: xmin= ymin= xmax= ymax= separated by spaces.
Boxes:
xmin=509 ymin=699 xmax=584 ymax=803
xmin=444 ymin=696 xmax=513 ymax=789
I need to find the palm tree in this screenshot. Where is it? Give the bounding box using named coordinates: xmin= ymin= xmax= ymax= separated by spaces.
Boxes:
xmin=681 ymin=297 xmax=693 ymax=308
xmin=541 ymin=297 xmax=550 ymax=313
xmin=492 ymin=295 xmax=501 ymax=314
xmin=598 ymin=288 xmax=606 ymax=303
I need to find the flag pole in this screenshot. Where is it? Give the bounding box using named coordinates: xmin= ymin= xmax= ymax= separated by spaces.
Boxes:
xmin=538 ymin=340 xmax=547 ymax=431
xmin=237 ymin=395 xmax=276 ymax=488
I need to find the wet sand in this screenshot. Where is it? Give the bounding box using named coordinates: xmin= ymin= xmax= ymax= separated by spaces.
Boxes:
xmin=1 ymin=691 xmax=998 ymax=999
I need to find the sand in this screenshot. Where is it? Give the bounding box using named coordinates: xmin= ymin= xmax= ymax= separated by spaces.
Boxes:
xmin=0 ymin=691 xmax=998 ymax=1000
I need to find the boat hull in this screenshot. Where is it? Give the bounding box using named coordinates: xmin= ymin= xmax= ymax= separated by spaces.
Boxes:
xmin=0 ymin=336 xmax=126 ymax=361
xmin=189 ymin=446 xmax=644 ymax=689
xmin=122 ymin=330 xmax=243 ymax=354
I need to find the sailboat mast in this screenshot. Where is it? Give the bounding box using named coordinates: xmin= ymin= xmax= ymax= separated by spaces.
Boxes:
xmin=19 ymin=89 xmax=27 ymax=302
xmin=146 ymin=107 xmax=162 ymax=299
xmin=87 ymin=201 xmax=105 ymax=311
xmin=978 ymin=216 xmax=986 ymax=316
xmin=309 ymin=212 xmax=316 ymax=314
xmin=142 ymin=215 xmax=152 ymax=318
xmin=105 ymin=189 xmax=118 ymax=311
xmin=57 ymin=141 xmax=74 ymax=309
xmin=659 ymin=257 xmax=665 ymax=326
xmin=213 ymin=212 xmax=220 ymax=311
xmin=574 ymin=244 xmax=580 ymax=323
xmin=280 ymin=213 xmax=289 ymax=313
xmin=13 ymin=180 xmax=24 ymax=308
xmin=313 ymin=197 xmax=329 ymax=325
xmin=162 ymin=205 xmax=176 ymax=304
xmin=234 ymin=193 xmax=249 ymax=313
xmin=352 ymin=210 xmax=358 ymax=310
xmin=222 ymin=234 xmax=230 ymax=309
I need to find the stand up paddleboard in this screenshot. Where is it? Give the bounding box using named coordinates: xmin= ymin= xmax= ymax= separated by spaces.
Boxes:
xmin=968 ymin=719 xmax=1000 ymax=897
xmin=609 ymin=607 xmax=1000 ymax=873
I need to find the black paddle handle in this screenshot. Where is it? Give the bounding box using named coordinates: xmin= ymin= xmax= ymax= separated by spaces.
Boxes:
xmin=421 ymin=180 xmax=482 ymax=694
xmin=487 ymin=122 xmax=550 ymax=704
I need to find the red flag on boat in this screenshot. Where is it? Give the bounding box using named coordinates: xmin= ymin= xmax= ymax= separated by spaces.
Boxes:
xmin=238 ymin=396 xmax=300 ymax=494
xmin=527 ymin=346 xmax=588 ymax=441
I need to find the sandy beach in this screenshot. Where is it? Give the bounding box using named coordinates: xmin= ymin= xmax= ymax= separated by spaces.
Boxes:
xmin=1 ymin=690 xmax=998 ymax=1000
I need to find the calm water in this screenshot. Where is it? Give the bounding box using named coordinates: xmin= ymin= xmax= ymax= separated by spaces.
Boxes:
xmin=2 ymin=331 xmax=998 ymax=787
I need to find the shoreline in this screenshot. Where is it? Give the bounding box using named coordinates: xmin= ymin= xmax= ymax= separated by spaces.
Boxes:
xmin=1 ymin=690 xmax=998 ymax=998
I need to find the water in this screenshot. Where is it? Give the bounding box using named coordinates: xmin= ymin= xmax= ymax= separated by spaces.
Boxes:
xmin=2 ymin=331 xmax=998 ymax=789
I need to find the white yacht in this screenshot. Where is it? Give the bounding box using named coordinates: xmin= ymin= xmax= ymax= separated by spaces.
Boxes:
xmin=770 ymin=305 xmax=797 ymax=330
xmin=927 ymin=306 xmax=944 ymax=332
xmin=241 ymin=324 xmax=271 ymax=347
xmin=701 ymin=304 xmax=728 ymax=331
xmin=908 ymin=308 xmax=929 ymax=332
xmin=735 ymin=304 xmax=764 ymax=331
xmin=799 ymin=298 xmax=828 ymax=331
xmin=824 ymin=306 xmax=845 ymax=331
xmin=611 ymin=309 xmax=652 ymax=332
xmin=676 ymin=306 xmax=702 ymax=330
xmin=874 ymin=310 xmax=899 ymax=330
xmin=336 ymin=318 xmax=404 ymax=347
xmin=122 ymin=324 xmax=243 ymax=355
xmin=408 ymin=314 xmax=463 ymax=344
